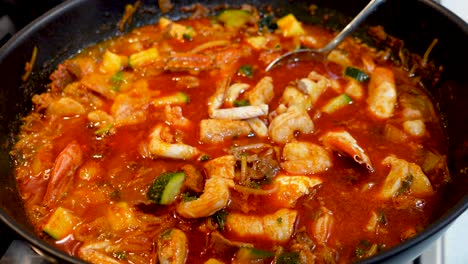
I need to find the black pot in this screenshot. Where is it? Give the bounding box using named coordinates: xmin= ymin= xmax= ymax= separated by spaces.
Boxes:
xmin=0 ymin=0 xmax=467 ymax=263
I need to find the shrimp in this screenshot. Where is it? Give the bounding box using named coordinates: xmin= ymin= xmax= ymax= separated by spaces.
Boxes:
xmin=148 ymin=124 xmax=199 ymax=160
xmin=272 ymin=174 xmax=322 ymax=208
xmin=225 ymin=208 xmax=297 ymax=242
xmin=268 ymin=106 xmax=314 ymax=144
xmin=43 ymin=141 xmax=83 ymax=207
xmin=210 ymin=104 xmax=269 ymax=120
xmin=281 ymin=142 xmax=332 ymax=174
xmin=320 ymin=130 xmax=374 ymax=172
xmin=157 ymin=228 xmax=188 ymax=264
xmin=296 ymin=74 xmax=329 ymax=105
xmin=311 ymin=207 xmax=334 ymax=245
xmin=177 ymin=155 xmax=235 ymax=218
xmin=247 ymin=76 xmax=274 ymax=105
xmin=380 ymin=155 xmax=434 ymax=199
xmin=367 ymin=67 xmax=397 ymax=119
xmin=281 ymin=86 xmax=312 ymax=111
xmin=199 ymin=119 xmax=253 ymax=143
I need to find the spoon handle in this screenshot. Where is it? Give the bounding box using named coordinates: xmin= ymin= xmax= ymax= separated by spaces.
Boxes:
xmin=318 ymin=0 xmax=386 ymax=54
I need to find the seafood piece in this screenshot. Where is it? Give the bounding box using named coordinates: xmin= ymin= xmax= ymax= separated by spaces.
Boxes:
xmin=327 ymin=50 xmax=351 ymax=66
xmin=210 ymin=104 xmax=268 ymax=120
xmin=158 ymin=228 xmax=188 ymax=264
xmin=246 ymin=117 xmax=268 ymax=137
xmin=148 ymin=124 xmax=199 ymax=160
xmin=177 ymin=156 xmax=235 ymax=218
xmin=79 ymin=241 xmax=121 ymax=264
xmin=213 ymin=47 xmax=246 ymax=72
xmin=281 ymin=142 xmax=332 ymax=175
xmin=380 ymin=155 xmax=434 ymax=199
xmin=43 ymin=142 xmax=83 ymax=207
xmin=87 ymin=110 xmax=113 ymax=126
xmin=320 ymin=130 xmax=374 ymax=172
xmin=247 ymin=76 xmax=274 ymax=105
xmin=399 ymin=89 xmax=437 ymax=122
xmin=268 ymin=106 xmax=314 ymax=144
xmin=225 ymin=209 xmax=297 ymax=242
xmin=281 ymin=86 xmax=312 ymax=111
xmin=367 ymin=67 xmax=397 ymax=119
xmin=181 ymin=164 xmax=204 ymax=193
xmin=272 ymin=174 xmax=322 ymax=208
xmin=225 ymin=83 xmax=250 ymax=106
xmin=403 ymin=119 xmax=426 ymax=137
xmin=164 ymin=105 xmax=191 ymax=128
xmin=199 ymin=119 xmax=253 ymax=143
xmin=165 ymin=53 xmax=213 ymax=72
xmin=110 ymin=80 xmax=155 ymax=127
xmin=46 ymin=97 xmax=85 ymax=117
xmin=312 ymin=207 xmax=334 ymax=245
xmin=208 ymin=75 xmax=231 ymax=114
xmin=81 ymin=73 xmax=117 ymax=100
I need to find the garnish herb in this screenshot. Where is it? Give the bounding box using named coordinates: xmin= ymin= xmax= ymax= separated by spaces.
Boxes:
xmin=238 ymin=64 xmax=254 ymax=78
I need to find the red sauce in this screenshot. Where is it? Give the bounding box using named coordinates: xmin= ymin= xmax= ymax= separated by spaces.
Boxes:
xmin=12 ymin=8 xmax=449 ymax=264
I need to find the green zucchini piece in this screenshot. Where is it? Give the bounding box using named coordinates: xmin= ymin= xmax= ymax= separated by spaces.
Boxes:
xmin=147 ymin=171 xmax=186 ymax=205
xmin=236 ymin=247 xmax=275 ymax=261
xmin=43 ymin=207 xmax=80 ymax=240
xmin=218 ymin=9 xmax=252 ymax=28
xmin=322 ymin=94 xmax=353 ymax=114
xmin=153 ymin=91 xmax=190 ymax=106
xmin=345 ymin=66 xmax=369 ymax=82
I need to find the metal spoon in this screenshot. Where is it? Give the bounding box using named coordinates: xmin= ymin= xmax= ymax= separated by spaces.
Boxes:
xmin=265 ymin=0 xmax=386 ymax=71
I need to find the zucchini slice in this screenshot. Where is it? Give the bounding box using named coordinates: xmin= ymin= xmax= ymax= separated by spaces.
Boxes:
xmin=153 ymin=91 xmax=190 ymax=106
xmin=147 ymin=171 xmax=186 ymax=205
xmin=344 ymin=66 xmax=370 ymax=82
xmin=43 ymin=207 xmax=80 ymax=240
xmin=218 ymin=9 xmax=252 ymax=28
xmin=322 ymin=94 xmax=353 ymax=114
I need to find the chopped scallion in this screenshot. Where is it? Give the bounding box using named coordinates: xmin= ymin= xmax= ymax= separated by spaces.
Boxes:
xmin=238 ymin=64 xmax=254 ymax=78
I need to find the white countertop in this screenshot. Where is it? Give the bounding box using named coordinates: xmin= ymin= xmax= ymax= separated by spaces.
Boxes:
xmin=442 ymin=0 xmax=468 ymax=22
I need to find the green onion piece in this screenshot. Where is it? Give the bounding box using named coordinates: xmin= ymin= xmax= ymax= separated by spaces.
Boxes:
xmin=95 ymin=124 xmax=113 ymax=136
xmin=345 ymin=66 xmax=370 ymax=82
xmin=199 ymin=154 xmax=210 ymax=161
xmin=182 ymin=192 xmax=197 ymax=202
xmin=113 ymin=251 xmax=127 ymax=260
xmin=212 ymin=210 xmax=228 ymax=230
xmin=238 ymin=64 xmax=254 ymax=78
xmin=233 ymin=99 xmax=250 ymax=107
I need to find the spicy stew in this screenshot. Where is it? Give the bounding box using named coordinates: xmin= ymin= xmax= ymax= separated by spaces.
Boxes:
xmin=11 ymin=5 xmax=449 ymax=264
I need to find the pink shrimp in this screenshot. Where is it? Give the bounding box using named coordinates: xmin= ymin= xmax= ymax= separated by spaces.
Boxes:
xmin=43 ymin=141 xmax=83 ymax=207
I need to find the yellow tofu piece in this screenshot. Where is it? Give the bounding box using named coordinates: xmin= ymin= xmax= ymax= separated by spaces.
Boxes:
xmin=277 ymin=14 xmax=305 ymax=37
xmin=246 ymin=36 xmax=267 ymax=49
xmin=43 ymin=207 xmax=80 ymax=240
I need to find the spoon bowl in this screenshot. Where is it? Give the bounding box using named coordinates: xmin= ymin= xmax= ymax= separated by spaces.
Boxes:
xmin=265 ymin=0 xmax=386 ymax=71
